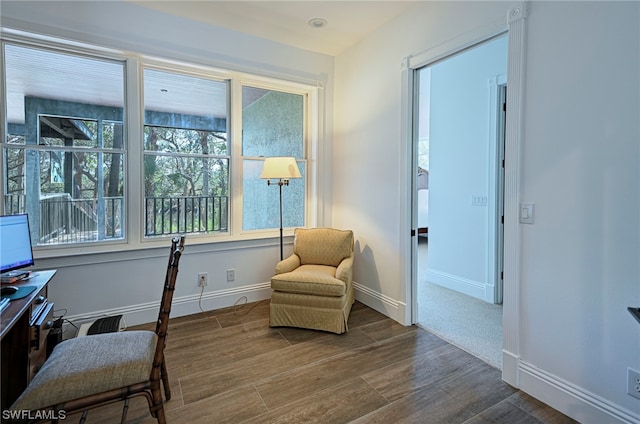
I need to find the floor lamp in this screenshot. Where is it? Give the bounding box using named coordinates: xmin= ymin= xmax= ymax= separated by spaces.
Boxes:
xmin=260 ymin=157 xmax=302 ymax=260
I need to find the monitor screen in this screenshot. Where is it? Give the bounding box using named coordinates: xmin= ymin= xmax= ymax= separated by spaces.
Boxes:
xmin=0 ymin=214 xmax=35 ymax=275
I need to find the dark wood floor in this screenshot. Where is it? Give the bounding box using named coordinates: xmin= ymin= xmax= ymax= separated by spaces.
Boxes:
xmin=70 ymin=301 xmax=577 ymax=423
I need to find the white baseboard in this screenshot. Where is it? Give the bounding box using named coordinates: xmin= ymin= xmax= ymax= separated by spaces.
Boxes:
xmin=517 ymin=360 xmax=640 ymax=424
xmin=66 ymin=281 xmax=404 ymax=332
xmin=353 ymin=281 xmax=408 ymax=325
xmin=502 ymin=349 xmax=519 ymax=387
xmin=65 ymin=280 xmax=404 ymax=332
xmin=63 ymin=282 xmax=272 ymax=332
xmin=426 ymin=268 xmax=486 ymax=301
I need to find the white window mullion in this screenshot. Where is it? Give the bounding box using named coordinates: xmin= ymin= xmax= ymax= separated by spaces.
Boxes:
xmin=306 ymin=88 xmax=320 ymax=228
xmin=229 ymin=78 xmax=244 ymax=237
xmin=125 ymin=58 xmax=143 ymax=247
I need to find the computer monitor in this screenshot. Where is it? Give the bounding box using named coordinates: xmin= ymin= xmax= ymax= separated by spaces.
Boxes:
xmin=0 ymin=213 xmax=35 ymax=277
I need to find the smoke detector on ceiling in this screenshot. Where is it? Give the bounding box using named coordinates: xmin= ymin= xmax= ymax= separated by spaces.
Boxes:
xmin=308 ymin=18 xmax=328 ymax=29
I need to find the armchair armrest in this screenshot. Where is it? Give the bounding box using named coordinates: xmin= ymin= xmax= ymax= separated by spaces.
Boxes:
xmin=335 ymin=255 xmax=354 ymax=284
xmin=275 ymin=254 xmax=301 ymax=274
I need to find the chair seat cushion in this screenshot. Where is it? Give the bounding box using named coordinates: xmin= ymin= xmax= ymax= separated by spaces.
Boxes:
xmin=271 ymin=265 xmax=345 ymax=296
xmin=11 ymin=330 xmax=157 ymax=411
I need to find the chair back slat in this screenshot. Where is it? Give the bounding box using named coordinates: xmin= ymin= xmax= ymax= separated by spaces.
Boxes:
xmin=152 ymin=236 xmax=185 ymax=377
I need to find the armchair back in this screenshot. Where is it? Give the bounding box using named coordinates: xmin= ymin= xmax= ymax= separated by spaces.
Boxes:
xmin=293 ymin=228 xmax=353 ymax=267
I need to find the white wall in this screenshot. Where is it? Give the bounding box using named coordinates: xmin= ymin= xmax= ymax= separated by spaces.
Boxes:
xmin=427 ymin=35 xmax=507 ymax=302
xmin=334 ymin=1 xmax=639 ymax=422
xmin=0 ymin=1 xmax=335 ymax=325
xmin=518 ymin=1 xmax=639 ymax=420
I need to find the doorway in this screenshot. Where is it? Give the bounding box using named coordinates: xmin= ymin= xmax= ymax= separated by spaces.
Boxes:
xmin=413 ymin=34 xmax=508 ymax=368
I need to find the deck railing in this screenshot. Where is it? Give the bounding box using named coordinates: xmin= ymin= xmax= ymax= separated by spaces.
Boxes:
xmin=4 ymin=194 xmax=228 ymax=243
xmin=38 ymin=194 xmax=124 ymax=244
xmin=4 ymin=193 xmax=25 ymax=216
xmin=145 ymin=195 xmax=228 ymax=236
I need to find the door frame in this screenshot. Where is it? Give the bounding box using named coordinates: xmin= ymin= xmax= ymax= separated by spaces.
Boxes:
xmin=407 ymin=33 xmax=508 ymax=321
xmin=488 ymin=78 xmax=508 ymax=304
xmin=401 ymin=3 xmax=527 ymax=387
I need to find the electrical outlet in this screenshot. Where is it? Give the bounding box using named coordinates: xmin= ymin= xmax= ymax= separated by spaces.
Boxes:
xmin=628 ymin=367 xmax=640 ymax=400
xmin=198 ymin=272 xmax=208 ymax=287
xmin=226 ymin=269 xmax=235 ymax=282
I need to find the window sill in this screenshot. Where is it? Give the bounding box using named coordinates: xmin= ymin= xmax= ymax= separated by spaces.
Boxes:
xmin=33 ymin=230 xmax=295 ymax=268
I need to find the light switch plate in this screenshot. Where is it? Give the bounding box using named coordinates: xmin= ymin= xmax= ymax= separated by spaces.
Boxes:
xmin=520 ymin=203 xmax=534 ymax=224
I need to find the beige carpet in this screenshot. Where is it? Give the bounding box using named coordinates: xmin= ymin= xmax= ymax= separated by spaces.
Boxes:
xmin=417 ymin=238 xmax=503 ymax=369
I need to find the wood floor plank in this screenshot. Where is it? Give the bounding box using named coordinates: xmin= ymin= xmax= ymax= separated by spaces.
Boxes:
xmin=354 ymin=361 xmax=516 ymax=424
xmin=66 ymin=301 xmax=576 ymax=423
xmin=165 ymin=325 xmax=290 ymax=377
xmin=214 ymin=300 xmax=272 ymax=328
xmin=161 ymin=385 xmax=268 ymax=424
xmin=179 ymin=328 xmax=377 ymax=404
xmin=504 ymin=392 xmax=579 ymax=424
xmin=347 ymin=303 xmax=391 ymax=329
xmin=243 ymin=378 xmax=389 ymax=424
xmin=361 ymin=340 xmax=476 ymax=402
xmin=254 ymin=330 xmax=437 ymax=409
xmin=165 ymin=317 xmax=270 ymax=352
xmin=355 ymin=315 xmax=422 ymax=341
xmin=462 ymin=400 xmax=542 ymax=424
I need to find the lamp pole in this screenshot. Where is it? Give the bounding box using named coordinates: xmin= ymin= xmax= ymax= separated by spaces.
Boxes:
xmin=268 ymin=178 xmax=288 ymax=260
xmin=261 ymin=157 xmax=300 ymax=261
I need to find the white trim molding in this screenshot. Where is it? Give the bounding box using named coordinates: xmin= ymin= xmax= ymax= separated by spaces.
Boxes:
xmin=518 ymin=361 xmax=640 ymax=424
xmin=63 ymin=282 xmax=272 ymax=332
xmin=400 ymin=53 xmax=416 ymax=327
xmin=354 ymin=282 xmax=406 ymax=324
xmin=486 ymin=73 xmax=507 ymax=305
xmin=425 ymin=269 xmax=486 ymax=301
xmin=502 ymin=1 xmax=528 ymax=387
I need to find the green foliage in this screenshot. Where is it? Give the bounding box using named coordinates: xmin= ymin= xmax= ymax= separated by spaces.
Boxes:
xmin=143 ymin=126 xmax=229 ymax=198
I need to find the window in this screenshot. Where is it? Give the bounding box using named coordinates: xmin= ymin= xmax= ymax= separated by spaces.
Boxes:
xmin=1 ymin=36 xmax=316 ymax=252
xmin=3 ymin=43 xmax=125 ymax=246
xmin=242 ymin=86 xmax=306 ymax=231
xmin=143 ymin=68 xmax=229 ymax=237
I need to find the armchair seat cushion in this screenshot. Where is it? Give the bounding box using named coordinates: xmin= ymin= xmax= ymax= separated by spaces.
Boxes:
xmin=272 ymin=265 xmax=345 ymax=296
xmin=12 ymin=330 xmax=157 ymax=411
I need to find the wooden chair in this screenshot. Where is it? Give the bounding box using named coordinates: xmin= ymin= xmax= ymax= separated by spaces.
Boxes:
xmin=10 ymin=235 xmax=186 ymax=423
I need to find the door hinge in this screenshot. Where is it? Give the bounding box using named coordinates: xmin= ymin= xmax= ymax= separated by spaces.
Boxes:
xmin=501 ymin=215 xmax=504 ymax=224
xmin=502 ymin=102 xmax=507 ymax=112
xmin=500 ymin=271 xmax=504 ymax=280
xmin=411 ymin=229 xmax=416 ymax=237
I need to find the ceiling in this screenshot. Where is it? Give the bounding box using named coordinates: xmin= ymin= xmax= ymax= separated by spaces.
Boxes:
xmin=5 ymin=44 xmax=272 ymax=124
xmin=128 ymin=1 xmax=419 ymax=56
xmin=5 ymin=1 xmax=420 ymax=125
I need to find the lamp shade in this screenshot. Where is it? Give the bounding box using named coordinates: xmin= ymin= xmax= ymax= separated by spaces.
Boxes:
xmin=260 ymin=157 xmax=302 ymax=180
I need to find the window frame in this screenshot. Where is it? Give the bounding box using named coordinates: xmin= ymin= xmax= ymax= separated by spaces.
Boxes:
xmin=237 ymin=80 xmax=310 ymax=236
xmin=140 ymin=65 xmax=231 ymax=240
xmin=0 ymin=32 xmax=320 ymax=258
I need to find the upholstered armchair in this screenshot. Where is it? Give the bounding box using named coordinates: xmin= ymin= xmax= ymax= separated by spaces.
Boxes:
xmin=269 ymin=228 xmax=355 ymax=334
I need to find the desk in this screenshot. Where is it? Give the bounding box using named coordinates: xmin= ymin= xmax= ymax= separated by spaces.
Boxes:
xmin=1 ymin=270 xmax=56 ymax=410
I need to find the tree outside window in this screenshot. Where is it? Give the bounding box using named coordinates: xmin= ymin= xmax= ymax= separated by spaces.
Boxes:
xmin=142 ymin=68 xmax=229 ymax=237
